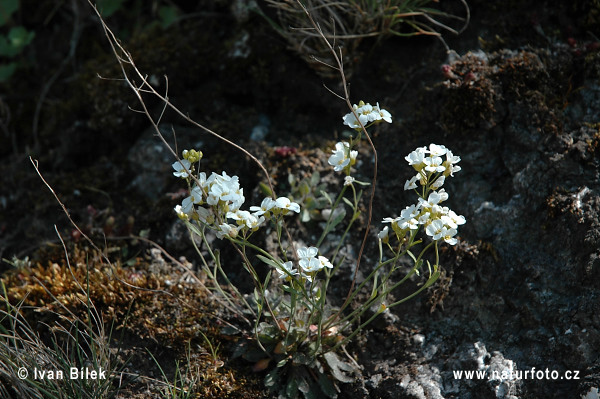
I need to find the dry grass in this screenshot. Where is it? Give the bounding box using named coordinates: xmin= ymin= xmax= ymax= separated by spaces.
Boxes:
xmin=264 ymin=0 xmax=469 ymax=77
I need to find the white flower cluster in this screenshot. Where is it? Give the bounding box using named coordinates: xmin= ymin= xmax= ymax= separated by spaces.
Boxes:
xmin=275 ymin=246 xmax=333 ymax=282
xmin=173 ymin=152 xmax=300 ymax=239
xmin=328 ymin=141 xmax=358 ymax=173
xmin=342 ymin=101 xmax=392 ymax=130
xmin=381 ymin=144 xmax=465 ymax=246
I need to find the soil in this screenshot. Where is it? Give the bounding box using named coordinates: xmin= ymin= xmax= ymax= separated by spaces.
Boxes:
xmin=1 ymin=1 xmax=599 ymax=398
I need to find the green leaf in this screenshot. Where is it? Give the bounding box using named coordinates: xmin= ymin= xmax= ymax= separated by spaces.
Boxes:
xmin=0 ymin=62 xmax=17 ymax=82
xmin=8 ymin=26 xmax=34 ymax=52
xmin=231 ymin=340 xmax=248 ymax=359
xmin=264 ymin=269 xmax=272 ymax=288
xmin=259 ymin=182 xmax=273 ymax=197
xmin=184 ymin=220 xmax=203 ymax=238
xmin=321 ymin=190 xmax=333 ymax=206
xmin=318 ymin=373 xmax=338 ymax=398
xmin=322 ymin=208 xmax=346 ymax=236
xmin=297 ymin=373 xmax=311 ymax=395
xmin=0 ymin=0 xmax=19 ymax=26
xmin=310 ymin=171 xmax=321 ymax=187
xmin=0 ymin=36 xmax=9 ymax=56
xmin=323 ymin=352 xmax=356 ymax=383
xmin=341 ymin=197 xmax=355 ymax=210
xmin=286 ymin=375 xmax=299 ymax=398
xmin=299 ymin=181 xmax=310 ymax=196
xmin=96 ymin=0 xmax=125 ymax=17
xmin=304 ymin=197 xmax=316 ymax=210
xmin=256 ymin=254 xmax=282 ymax=270
xmin=265 ymin=368 xmax=279 ymax=388
xmin=301 ymin=209 xmax=311 ymax=223
xmin=253 ymin=287 xmax=261 ymax=304
xmin=158 ymin=5 xmax=179 ymax=29
xmin=292 ymin=352 xmax=312 ymax=366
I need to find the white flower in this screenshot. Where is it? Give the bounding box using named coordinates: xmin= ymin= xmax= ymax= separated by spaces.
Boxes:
xmin=343 ymin=103 xmax=370 ymax=129
xmin=374 ymin=102 xmax=392 ymax=123
xmin=441 ymin=209 xmax=466 ymax=229
xmin=226 ymin=209 xmax=251 ymax=224
xmin=216 ymin=223 xmax=238 ymax=239
xmin=172 ymin=159 xmax=192 ymax=178
xmin=360 ymin=103 xmax=374 ymax=120
xmin=419 ymin=191 xmax=446 ymax=209
xmin=297 ymin=246 xmax=318 ymax=260
xmin=342 ymin=110 xmax=368 ymax=129
xmin=206 ymin=174 xmax=245 ymax=212
xmin=425 ymin=219 xmax=445 ymax=240
xmin=226 ymin=209 xmax=265 ymax=230
xmin=181 ymin=185 xmax=204 ymax=213
xmin=424 ymin=219 xmax=457 ymax=244
xmin=428 ymin=144 xmax=448 ymax=157
xmin=274 ymin=197 xmax=300 ymax=214
xmin=399 ymin=217 xmax=419 ymax=230
xmin=300 ymin=257 xmax=322 ymax=273
xmin=431 ymin=175 xmax=445 ymax=189
xmin=196 ymin=206 xmax=214 ymax=224
xmin=441 ymin=228 xmax=458 ymax=245
xmin=401 ymin=204 xmax=420 ymax=220
xmin=317 ymin=256 xmax=333 ymax=269
xmin=405 ymin=147 xmax=428 ymax=169
xmin=437 ymin=188 xmax=449 ymax=202
xmin=445 ymin=150 xmax=460 ymax=164
xmin=378 ymin=226 xmax=390 ymax=243
xmin=404 ymin=174 xmax=419 ymax=190
xmin=342 ymin=101 xmax=392 ymax=129
xmin=246 ymin=214 xmax=265 ymax=230
xmin=423 ymin=156 xmax=446 ymax=173
xmin=418 ymin=212 xmax=431 ymax=225
xmin=276 ymin=261 xmax=299 ymax=280
xmin=328 ymin=141 xmax=351 ymax=172
xmin=250 ymin=197 xmax=276 ymax=216
xmin=395 ymin=205 xmax=419 ymax=230
xmin=174 ymin=205 xmax=189 ymax=220
xmin=443 ymin=150 xmax=462 ymax=177
xmin=344 ymin=176 xmax=355 ymax=186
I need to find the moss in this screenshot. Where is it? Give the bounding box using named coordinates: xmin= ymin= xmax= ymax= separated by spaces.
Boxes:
xmin=2 ymin=242 xmax=270 ymax=398
xmin=438 ymin=52 xmax=499 ymax=135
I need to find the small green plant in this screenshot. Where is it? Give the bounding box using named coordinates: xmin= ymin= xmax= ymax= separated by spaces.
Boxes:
xmin=171 ymin=105 xmax=464 ymax=398
xmin=0 ymin=0 xmax=35 ymax=82
xmin=287 ymin=171 xmax=332 ymax=223
xmin=90 ymin=2 xmax=467 ymax=397
xmin=147 ymin=344 xmax=199 ymax=399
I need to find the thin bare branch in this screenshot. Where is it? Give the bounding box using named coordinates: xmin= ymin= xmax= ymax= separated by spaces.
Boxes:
xmin=88 ymin=1 xmax=276 ymax=197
